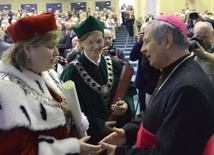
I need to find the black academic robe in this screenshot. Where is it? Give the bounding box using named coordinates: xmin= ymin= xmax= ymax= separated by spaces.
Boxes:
xmin=61 ymin=54 xmax=137 ymax=144
xmin=115 ymin=56 xmax=214 ymax=155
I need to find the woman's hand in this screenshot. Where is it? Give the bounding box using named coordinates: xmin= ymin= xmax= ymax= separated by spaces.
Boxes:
xmin=99 ymin=142 xmax=116 ymax=155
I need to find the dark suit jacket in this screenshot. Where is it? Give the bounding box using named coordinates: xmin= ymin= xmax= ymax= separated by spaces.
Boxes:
xmin=4 ymin=32 xmax=13 ymax=44
xmin=65 ymin=48 xmax=82 ymax=63
xmin=58 ymin=31 xmax=70 ymax=58
xmin=126 ymin=15 xmax=135 ymax=26
xmin=115 ymin=56 xmax=214 ymax=155
xmin=130 ymin=42 xmax=161 ymax=93
xmin=129 ymin=42 xmax=146 ymax=89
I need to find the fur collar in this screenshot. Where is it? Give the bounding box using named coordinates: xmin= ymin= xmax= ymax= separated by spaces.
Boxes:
xmin=0 ymin=61 xmax=66 ymax=131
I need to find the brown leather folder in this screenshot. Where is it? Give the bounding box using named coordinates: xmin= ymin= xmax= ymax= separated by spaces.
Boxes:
xmin=106 ymin=64 xmax=134 ymax=121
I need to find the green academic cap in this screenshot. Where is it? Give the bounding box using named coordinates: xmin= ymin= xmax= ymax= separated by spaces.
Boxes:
xmin=71 ymin=16 xmax=105 ymax=38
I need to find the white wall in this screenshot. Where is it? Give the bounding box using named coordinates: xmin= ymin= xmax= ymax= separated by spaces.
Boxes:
xmin=145 ymin=0 xmax=158 ymax=18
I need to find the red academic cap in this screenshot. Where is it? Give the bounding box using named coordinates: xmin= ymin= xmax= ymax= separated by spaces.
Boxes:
xmin=157 ymin=14 xmax=187 ymax=35
xmin=7 ymin=12 xmax=57 ymax=43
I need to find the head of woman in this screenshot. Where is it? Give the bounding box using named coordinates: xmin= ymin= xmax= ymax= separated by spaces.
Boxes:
xmin=1 ymin=12 xmax=62 ymax=73
xmin=71 ymin=16 xmax=105 ymax=62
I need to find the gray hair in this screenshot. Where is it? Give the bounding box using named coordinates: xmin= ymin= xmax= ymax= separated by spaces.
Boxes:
xmin=194 ymin=21 xmax=213 ymax=30
xmin=147 ymin=20 xmax=189 ymax=50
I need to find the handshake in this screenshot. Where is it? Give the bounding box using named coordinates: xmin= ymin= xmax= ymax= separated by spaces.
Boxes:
xmin=79 ymin=127 xmax=126 ymax=155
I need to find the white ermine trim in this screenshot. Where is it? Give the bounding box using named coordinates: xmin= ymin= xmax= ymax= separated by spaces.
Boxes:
xmin=38 ymin=135 xmax=80 ymax=155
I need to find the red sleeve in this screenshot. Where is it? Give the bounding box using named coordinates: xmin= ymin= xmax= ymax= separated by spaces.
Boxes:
xmin=0 ymin=127 xmax=38 ymax=155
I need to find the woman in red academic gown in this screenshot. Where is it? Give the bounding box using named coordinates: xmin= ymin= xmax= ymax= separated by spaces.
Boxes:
xmin=0 ymin=12 xmax=101 ymax=155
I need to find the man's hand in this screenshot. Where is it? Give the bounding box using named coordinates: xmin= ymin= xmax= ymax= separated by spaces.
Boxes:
xmin=187 ymin=11 xmax=206 ymax=23
xmin=111 ymin=101 xmax=128 ymax=116
xmin=101 ymin=46 xmax=109 ymax=56
xmin=99 ymin=127 xmax=126 ymax=146
xmin=137 ymin=32 xmax=144 ymax=44
xmin=79 ymin=136 xmax=102 ymax=155
xmin=103 ymin=121 xmax=116 ymax=134
xmin=192 ymin=42 xmax=207 ymax=59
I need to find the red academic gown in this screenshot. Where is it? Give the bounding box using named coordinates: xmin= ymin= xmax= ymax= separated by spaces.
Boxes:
xmin=0 ymin=67 xmax=79 ymax=155
xmin=0 ymin=85 xmax=75 ymax=155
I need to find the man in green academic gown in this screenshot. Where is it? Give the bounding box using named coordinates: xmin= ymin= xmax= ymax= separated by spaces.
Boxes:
xmin=61 ymin=16 xmax=137 ymax=145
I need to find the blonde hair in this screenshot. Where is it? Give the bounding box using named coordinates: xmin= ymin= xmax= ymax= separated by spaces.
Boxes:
xmin=1 ymin=30 xmax=62 ymax=69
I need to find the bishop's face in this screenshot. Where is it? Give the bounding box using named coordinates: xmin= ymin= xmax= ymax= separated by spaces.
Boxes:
xmin=141 ymin=28 xmax=166 ymax=69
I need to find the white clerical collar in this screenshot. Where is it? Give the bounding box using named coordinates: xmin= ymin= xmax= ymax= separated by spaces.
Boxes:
xmin=83 ymin=51 xmax=101 ymax=66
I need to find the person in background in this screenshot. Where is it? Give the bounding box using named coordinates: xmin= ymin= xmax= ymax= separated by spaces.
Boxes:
xmin=101 ymin=29 xmax=129 ymax=66
xmin=69 ymin=21 xmax=77 ymax=49
xmin=86 ymin=7 xmax=92 ymax=17
xmin=125 ymin=10 xmax=135 ymax=37
xmin=64 ymin=35 xmax=78 ymax=59
xmin=0 ymin=12 xmax=101 ymax=155
xmin=178 ymin=13 xmax=186 ymax=23
xmin=130 ymin=24 xmax=147 ymax=114
xmin=1 ymin=23 xmax=13 ymax=44
xmin=188 ymin=11 xmax=214 ymax=28
xmin=56 ymin=22 xmax=70 ymax=58
xmin=100 ymin=14 xmax=214 ymax=155
xmin=61 ymin=16 xmax=137 ymax=146
xmin=193 ymin=43 xmax=214 ymax=64
xmin=54 ymin=55 xmax=68 ymax=77
xmin=105 ymin=15 xmax=116 ymax=41
xmin=145 ymin=12 xmax=154 ymax=22
xmin=184 ymin=2 xmax=192 ymax=14
xmin=0 ymin=26 xmax=12 ymax=57
xmin=136 ymin=15 xmax=144 ymax=33
xmin=120 ymin=3 xmax=127 ymax=26
xmin=63 ymin=21 xmax=72 ymax=45
xmin=7 ymin=10 xmax=14 ymax=24
xmin=192 ymin=21 xmax=214 ymax=86
xmin=66 ymin=36 xmax=83 ymax=63
xmin=94 ymin=6 xmax=101 ymax=19
xmin=129 ymin=23 xmax=161 ymax=115
xmin=111 ymin=7 xmax=118 ymax=33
